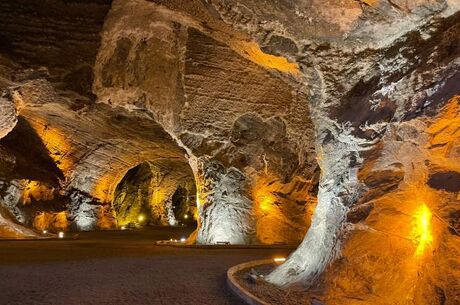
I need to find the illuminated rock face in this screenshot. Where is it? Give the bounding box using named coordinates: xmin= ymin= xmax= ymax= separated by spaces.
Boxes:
xmin=0 ymin=0 xmax=459 ymax=300
xmin=0 ymin=0 xmax=317 ymax=244
xmin=221 ymin=0 xmax=459 ymax=300
xmin=0 ymin=84 xmax=191 ymax=232
xmin=93 ymin=0 xmax=318 ymax=245
xmin=113 ymin=161 xmax=196 ymax=226
xmin=314 ymin=98 xmax=460 ymax=304
xmin=195 ymin=161 xmax=255 ymax=244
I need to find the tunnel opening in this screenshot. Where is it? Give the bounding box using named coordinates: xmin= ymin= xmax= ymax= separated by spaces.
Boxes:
xmin=112 ymin=160 xmax=197 ymax=229
xmin=171 ymin=183 xmax=197 ymax=227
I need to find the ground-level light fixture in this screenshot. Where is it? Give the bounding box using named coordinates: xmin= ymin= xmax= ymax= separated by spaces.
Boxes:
xmin=42 ymin=230 xmax=48 ymax=234
xmin=137 ymin=214 xmax=145 ymax=223
xmin=58 ymin=232 xmax=65 ymax=239
xmin=273 ymin=257 xmax=286 ymax=264
xmin=180 ymin=237 xmax=186 ymax=243
xmin=121 ymin=226 xmax=126 ymax=230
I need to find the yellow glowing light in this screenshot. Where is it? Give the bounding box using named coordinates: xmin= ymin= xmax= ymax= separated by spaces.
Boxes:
xmin=28 ymin=119 xmax=74 ymax=173
xmin=137 ymin=214 xmax=145 ymax=223
xmin=259 ymin=196 xmax=273 ymax=212
xmin=412 ymin=204 xmax=433 ymax=256
xmin=184 ymin=214 xmax=189 ymax=220
xmin=54 ymin=212 xmax=69 ymax=230
xmin=234 ymin=41 xmax=300 ymax=75
xmin=92 ymin=172 xmax=117 ymax=204
xmin=252 ymin=176 xmax=278 ymax=214
xmin=58 ymin=232 xmax=65 ymax=239
xmin=22 ymin=181 xmax=55 ymax=205
xmin=273 ymin=257 xmax=286 ymax=263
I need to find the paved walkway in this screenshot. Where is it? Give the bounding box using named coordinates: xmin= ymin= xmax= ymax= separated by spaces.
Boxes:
xmin=0 ymin=228 xmax=291 ymax=305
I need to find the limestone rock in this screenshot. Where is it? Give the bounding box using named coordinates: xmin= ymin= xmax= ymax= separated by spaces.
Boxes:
xmin=0 ymin=1 xmax=458 ymax=302
xmin=0 ymin=97 xmax=17 ymax=140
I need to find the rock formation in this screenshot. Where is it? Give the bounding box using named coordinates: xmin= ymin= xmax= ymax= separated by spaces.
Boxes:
xmin=0 ymin=0 xmax=459 ymax=303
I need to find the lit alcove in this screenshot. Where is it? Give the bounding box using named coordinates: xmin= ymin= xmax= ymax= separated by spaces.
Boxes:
xmin=112 ymin=159 xmax=197 ymax=229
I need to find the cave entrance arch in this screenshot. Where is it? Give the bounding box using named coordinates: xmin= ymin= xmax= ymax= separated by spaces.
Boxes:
xmin=112 ymin=159 xmax=197 ymax=228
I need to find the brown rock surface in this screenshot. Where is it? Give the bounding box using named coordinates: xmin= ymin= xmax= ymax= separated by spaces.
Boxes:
xmin=0 ymin=1 xmax=458 ymax=303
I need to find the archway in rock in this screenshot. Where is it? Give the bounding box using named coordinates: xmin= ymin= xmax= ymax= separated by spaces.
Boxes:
xmin=171 ymin=183 xmax=197 ymax=227
xmin=112 ymin=160 xmax=197 ymax=228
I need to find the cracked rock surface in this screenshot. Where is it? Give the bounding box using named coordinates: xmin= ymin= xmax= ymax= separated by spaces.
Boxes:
xmin=0 ymin=0 xmax=459 ymax=303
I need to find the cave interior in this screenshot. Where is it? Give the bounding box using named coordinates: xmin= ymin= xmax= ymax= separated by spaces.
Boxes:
xmin=0 ymin=0 xmax=459 ymax=304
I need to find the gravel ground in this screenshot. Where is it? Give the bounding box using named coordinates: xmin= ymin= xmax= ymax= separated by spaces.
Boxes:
xmin=0 ymin=227 xmax=291 ymax=305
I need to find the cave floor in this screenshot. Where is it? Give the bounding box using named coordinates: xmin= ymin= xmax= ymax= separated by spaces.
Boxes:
xmin=0 ymin=227 xmax=291 ymax=305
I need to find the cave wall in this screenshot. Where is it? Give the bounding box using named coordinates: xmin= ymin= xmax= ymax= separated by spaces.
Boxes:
xmin=0 ymin=61 xmax=38 ymax=238
xmin=2 ymin=78 xmax=191 ymax=231
xmin=93 ymin=0 xmax=318 ymax=245
xmin=0 ymin=2 xmax=458 ymax=302
xmin=207 ymin=0 xmax=460 ymax=301
xmin=319 ymin=96 xmax=460 ymax=305
xmin=0 ymin=0 xmax=318 ymax=244
xmin=0 ymin=0 xmax=112 ymax=96
xmin=0 ymin=0 xmax=192 ymax=233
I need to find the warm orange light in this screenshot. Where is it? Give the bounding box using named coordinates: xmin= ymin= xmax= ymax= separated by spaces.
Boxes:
xmin=28 ymin=120 xmax=73 ymax=172
xmin=273 ymin=257 xmax=286 ymax=263
xmin=253 ymin=176 xmax=276 ymax=213
xmin=412 ymin=204 xmax=433 ymax=256
xmin=92 ymin=172 xmax=117 ymax=203
xmin=33 ymin=211 xmax=69 ymax=231
xmin=234 ymin=41 xmax=300 ymax=75
xmin=137 ymin=214 xmax=145 ymax=223
xmin=22 ymin=181 xmax=55 ymax=205
xmin=259 ymin=196 xmax=273 ymax=211
xmin=254 ymin=190 xmax=275 ymax=213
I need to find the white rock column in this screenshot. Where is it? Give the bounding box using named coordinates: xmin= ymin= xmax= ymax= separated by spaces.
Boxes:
xmin=195 ymin=159 xmax=256 ymax=245
xmin=267 ymin=124 xmax=365 ymax=286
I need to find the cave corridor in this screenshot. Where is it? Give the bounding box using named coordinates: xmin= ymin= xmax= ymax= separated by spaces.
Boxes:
xmin=0 ymin=0 xmax=459 ymax=304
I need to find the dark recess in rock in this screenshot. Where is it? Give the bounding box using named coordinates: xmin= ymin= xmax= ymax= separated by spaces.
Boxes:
xmin=428 ymin=171 xmax=460 ymax=192
xmin=261 ymin=35 xmax=299 ymax=57
xmin=347 ymin=202 xmax=374 ymax=223
xmin=0 ymin=117 xmax=63 ymax=185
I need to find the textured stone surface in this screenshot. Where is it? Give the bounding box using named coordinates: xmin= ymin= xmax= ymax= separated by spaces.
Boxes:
xmin=0 ymin=0 xmax=111 ymax=96
xmin=93 ymin=0 xmax=317 ymax=245
xmin=0 ymin=0 xmax=458 ymax=303
xmin=0 ymin=97 xmax=17 ymax=140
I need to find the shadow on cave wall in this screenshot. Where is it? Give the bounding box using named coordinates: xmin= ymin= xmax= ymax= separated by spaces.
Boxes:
xmin=0 ymin=116 xmax=68 ymax=228
xmin=0 ymin=116 xmax=63 ymax=184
